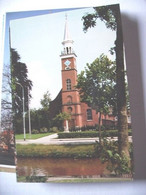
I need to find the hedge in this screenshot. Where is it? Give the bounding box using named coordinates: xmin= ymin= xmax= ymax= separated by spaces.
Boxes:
xmin=58 ymin=130 xmax=132 ymax=139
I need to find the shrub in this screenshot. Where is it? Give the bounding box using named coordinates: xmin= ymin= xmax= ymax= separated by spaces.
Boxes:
xmin=49 ymin=127 xmax=59 ymax=133
xmin=58 ymin=130 xmax=132 ymax=139
xmin=94 ymin=138 xmax=132 ymax=176
xmin=58 ymin=131 xmax=98 ymax=139
xmin=32 ymin=129 xmax=39 ymax=134
xmin=40 ymin=127 xmax=48 ymax=133
xmin=25 ymin=176 xmax=47 ymax=182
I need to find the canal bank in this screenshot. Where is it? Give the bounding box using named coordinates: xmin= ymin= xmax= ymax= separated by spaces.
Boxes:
xmin=15 ymin=134 xmax=133 ymax=181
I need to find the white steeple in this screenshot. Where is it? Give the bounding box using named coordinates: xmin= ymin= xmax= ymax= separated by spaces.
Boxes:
xmin=61 ymin=15 xmax=76 ymax=56
xmin=63 ymin=14 xmax=72 ymax=42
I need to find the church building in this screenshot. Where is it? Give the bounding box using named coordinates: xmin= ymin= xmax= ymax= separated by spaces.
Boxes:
xmin=49 ymin=17 xmax=116 ymax=131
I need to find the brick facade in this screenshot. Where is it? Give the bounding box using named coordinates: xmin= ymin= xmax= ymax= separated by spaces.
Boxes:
xmin=49 ymin=17 xmax=116 ymax=131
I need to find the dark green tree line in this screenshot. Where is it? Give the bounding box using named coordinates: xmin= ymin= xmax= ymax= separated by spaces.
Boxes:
xmin=11 ymin=48 xmax=32 ymax=133
xmin=28 ymin=91 xmax=52 ymax=131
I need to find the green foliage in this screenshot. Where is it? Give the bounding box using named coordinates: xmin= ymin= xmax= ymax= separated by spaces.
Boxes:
xmin=82 ymin=4 xmax=130 ymax=158
xmin=29 ymin=108 xmax=51 ymax=132
xmin=82 ymin=5 xmax=118 ymax=33
xmin=40 ymin=90 xmax=51 ymax=109
xmin=94 ymin=139 xmax=132 ymax=175
xmin=58 ymin=130 xmax=132 ymax=139
xmin=25 ymin=176 xmax=47 ymax=182
xmin=11 ymin=49 xmax=32 ymax=116
xmin=10 ymin=48 xmax=33 ymax=134
xmin=53 ymin=112 xmax=71 ymax=130
xmin=54 ymin=112 xmax=71 ymax=121
xmin=101 ymin=129 xmax=132 ymax=137
xmin=58 ymin=131 xmax=98 ymax=139
xmin=70 ymin=124 xmax=118 ymax=132
xmin=76 ymin=54 xmax=116 ymax=113
xmin=16 ymin=144 xmax=96 ymax=158
xmin=49 ymin=126 xmax=59 ymax=133
xmin=76 ymin=54 xmax=117 ymax=137
xmin=32 ymin=129 xmax=39 ymax=134
xmin=40 ymin=127 xmax=48 ymax=133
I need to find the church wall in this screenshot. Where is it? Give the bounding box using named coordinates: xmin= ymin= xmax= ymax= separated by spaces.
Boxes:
xmin=80 ymin=102 xmax=116 ymax=127
xmin=80 ymin=102 xmax=99 ymax=126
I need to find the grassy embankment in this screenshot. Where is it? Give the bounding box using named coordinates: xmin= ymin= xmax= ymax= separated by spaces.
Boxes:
xmin=16 ymin=144 xmax=96 ymax=158
xmin=16 ymin=130 xmax=132 ymax=158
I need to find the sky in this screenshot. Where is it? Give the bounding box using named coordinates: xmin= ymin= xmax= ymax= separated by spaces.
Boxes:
xmin=10 ymin=7 xmax=116 ymax=109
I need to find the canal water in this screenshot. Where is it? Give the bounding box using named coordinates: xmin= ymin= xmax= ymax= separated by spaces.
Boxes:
xmin=17 ymin=158 xmax=107 ymax=177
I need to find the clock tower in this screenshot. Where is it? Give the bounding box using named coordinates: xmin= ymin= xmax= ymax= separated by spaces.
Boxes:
xmin=60 ymin=16 xmax=82 ymax=131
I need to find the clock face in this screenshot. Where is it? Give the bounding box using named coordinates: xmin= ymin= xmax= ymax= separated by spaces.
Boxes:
xmin=64 ymin=59 xmax=71 ymax=70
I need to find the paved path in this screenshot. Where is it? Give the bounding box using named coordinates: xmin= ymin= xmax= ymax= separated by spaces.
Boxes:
xmin=16 ymin=134 xmax=132 ymax=145
xmin=16 ymin=133 xmax=97 ymax=145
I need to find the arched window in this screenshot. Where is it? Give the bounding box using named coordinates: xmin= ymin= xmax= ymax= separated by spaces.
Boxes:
xmin=87 ymin=109 xmax=93 ymax=120
xmin=67 ymin=107 xmax=72 ymax=113
xmin=66 ymin=79 xmax=71 ymax=91
xmin=67 ymin=95 xmax=72 ymax=103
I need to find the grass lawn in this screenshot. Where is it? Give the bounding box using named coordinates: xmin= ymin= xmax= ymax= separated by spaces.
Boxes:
xmin=15 ymin=133 xmax=53 ymax=140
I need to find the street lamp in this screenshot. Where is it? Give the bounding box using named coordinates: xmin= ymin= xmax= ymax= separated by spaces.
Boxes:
xmin=16 ymin=82 xmax=26 ymax=141
xmin=28 ymin=87 xmax=31 ymax=138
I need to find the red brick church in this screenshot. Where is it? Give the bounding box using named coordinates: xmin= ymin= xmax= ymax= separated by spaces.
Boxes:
xmin=49 ymin=17 xmax=116 ymax=131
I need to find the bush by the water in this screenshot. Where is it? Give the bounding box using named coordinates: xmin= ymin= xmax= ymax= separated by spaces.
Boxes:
xmin=94 ymin=139 xmax=133 ymax=176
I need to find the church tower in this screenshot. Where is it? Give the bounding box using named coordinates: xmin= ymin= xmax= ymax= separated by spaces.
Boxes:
xmin=60 ymin=16 xmax=82 ymax=131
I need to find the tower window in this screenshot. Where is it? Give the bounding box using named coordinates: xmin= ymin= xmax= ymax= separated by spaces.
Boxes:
xmin=67 ymin=95 xmax=72 ymax=103
xmin=67 ymin=107 xmax=72 ymax=113
xmin=87 ymin=109 xmax=93 ymax=120
xmin=66 ymin=79 xmax=71 ymax=91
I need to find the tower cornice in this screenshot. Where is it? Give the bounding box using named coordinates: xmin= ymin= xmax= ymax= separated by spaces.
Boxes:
xmin=61 ymin=15 xmax=76 ymax=56
xmin=60 ymin=53 xmax=77 ymax=59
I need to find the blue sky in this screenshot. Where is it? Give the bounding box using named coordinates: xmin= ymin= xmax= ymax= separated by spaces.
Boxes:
xmin=10 ymin=7 xmax=115 ymax=109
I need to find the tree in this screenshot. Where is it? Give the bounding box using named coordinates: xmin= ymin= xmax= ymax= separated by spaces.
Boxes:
xmin=1 ymin=64 xmax=13 ymax=130
xmin=39 ymin=91 xmax=52 ymax=129
xmin=11 ymin=48 xmax=33 ymax=133
xmin=40 ymin=91 xmax=51 ymax=110
xmin=76 ymin=54 xmax=116 ymax=142
xmin=82 ymin=5 xmax=129 ymax=158
xmin=27 ymin=91 xmax=52 ymax=132
xmin=53 ymin=112 xmax=71 ymax=132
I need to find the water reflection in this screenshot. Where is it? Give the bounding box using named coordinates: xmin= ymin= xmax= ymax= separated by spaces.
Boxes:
xmin=17 ymin=158 xmax=107 ymax=177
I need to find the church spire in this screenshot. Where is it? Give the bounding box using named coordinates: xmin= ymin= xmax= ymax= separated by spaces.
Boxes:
xmin=61 ymin=15 xmax=76 ymax=56
xmin=63 ymin=14 xmax=72 ymax=42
